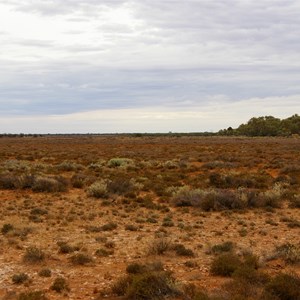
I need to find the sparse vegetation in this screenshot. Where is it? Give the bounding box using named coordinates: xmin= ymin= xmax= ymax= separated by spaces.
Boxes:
xmin=0 ymin=135 xmax=299 ymax=299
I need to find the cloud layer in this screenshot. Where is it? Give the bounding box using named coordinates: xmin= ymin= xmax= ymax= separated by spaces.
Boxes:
xmin=0 ymin=0 xmax=299 ymax=132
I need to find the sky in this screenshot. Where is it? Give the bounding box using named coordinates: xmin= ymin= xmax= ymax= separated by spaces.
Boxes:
xmin=0 ymin=0 xmax=300 ymax=133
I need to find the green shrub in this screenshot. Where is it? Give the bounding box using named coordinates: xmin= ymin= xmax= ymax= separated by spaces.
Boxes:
xmin=87 ymin=181 xmax=108 ymax=198
xmin=107 ymin=158 xmax=134 ymax=168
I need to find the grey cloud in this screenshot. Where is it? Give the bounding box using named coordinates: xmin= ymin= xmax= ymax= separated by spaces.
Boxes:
xmin=1 ymin=0 xmax=300 ymax=131
xmin=7 ymin=0 xmax=128 ymax=16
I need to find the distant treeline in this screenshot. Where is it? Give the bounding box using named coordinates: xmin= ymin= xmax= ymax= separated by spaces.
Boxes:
xmin=218 ymin=114 xmax=300 ymax=136
xmin=1 ymin=114 xmax=299 ymax=137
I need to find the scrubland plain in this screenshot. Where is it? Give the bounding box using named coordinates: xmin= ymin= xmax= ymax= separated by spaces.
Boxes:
xmin=0 ymin=136 xmax=299 ymax=300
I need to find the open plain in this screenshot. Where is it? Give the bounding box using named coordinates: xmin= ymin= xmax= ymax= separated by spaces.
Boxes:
xmin=0 ymin=136 xmax=299 ymax=300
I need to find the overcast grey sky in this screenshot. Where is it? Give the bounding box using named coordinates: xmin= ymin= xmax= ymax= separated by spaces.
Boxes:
xmin=0 ymin=0 xmax=299 ymax=133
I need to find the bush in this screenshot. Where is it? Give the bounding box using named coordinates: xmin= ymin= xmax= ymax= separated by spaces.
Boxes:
xmin=18 ymin=291 xmax=48 ymax=300
xmin=126 ymin=271 xmax=178 ymax=300
xmin=87 ymin=181 xmax=108 ymax=198
xmin=1 ymin=223 xmax=14 ymax=235
xmin=71 ymin=173 xmax=88 ymax=188
xmin=232 ymin=265 xmax=269 ymax=285
xmin=210 ymin=253 xmax=242 ymax=277
xmin=148 ymin=238 xmax=171 ymax=255
xmin=70 ymin=253 xmax=93 ymax=265
xmin=126 ymin=263 xmax=147 ymax=274
xmin=111 ymin=276 xmax=132 ymax=296
xmin=107 ymin=158 xmax=134 ymax=168
xmin=107 ymin=177 xmax=134 ymax=195
xmin=211 ymin=241 xmax=234 ymax=254
xmin=0 ymin=172 xmax=19 ymax=189
xmin=57 ymin=161 xmax=83 ymax=171
xmin=12 ymin=273 xmax=29 ymax=284
xmin=32 ymin=176 xmax=68 ymax=192
xmin=265 ymin=273 xmax=300 ymax=300
xmin=172 ymin=186 xmax=206 ymax=207
xmin=101 ymin=222 xmax=118 ymax=231
xmin=95 ymin=248 xmax=113 ymax=257
xmin=125 ymin=224 xmax=139 ymax=231
xmin=57 ymin=241 xmax=79 ymax=254
xmin=23 ymin=246 xmax=45 ymax=263
xmin=50 ymin=277 xmax=70 ymax=293
xmin=173 ymin=244 xmax=194 ymax=257
xmin=274 ymin=243 xmax=300 ymax=264
xmin=289 ymin=194 xmax=300 ymax=208
xmin=38 ymin=268 xmax=52 ymax=277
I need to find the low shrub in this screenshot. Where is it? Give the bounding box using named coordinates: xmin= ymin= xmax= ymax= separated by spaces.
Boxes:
xmin=12 ymin=273 xmax=29 ymax=284
xmin=32 ymin=175 xmax=68 ymax=193
xmin=57 ymin=161 xmax=83 ymax=171
xmin=50 ymin=277 xmax=70 ymax=293
xmin=101 ymin=222 xmax=118 ymax=231
xmin=274 ymin=243 xmax=300 ymax=264
xmin=107 ymin=177 xmax=135 ymax=195
xmin=289 ymin=194 xmax=300 ymax=208
xmin=173 ymin=244 xmax=195 ymax=257
xmin=0 ymin=172 xmax=19 ymax=189
xmin=126 ymin=263 xmax=147 ymax=274
xmin=23 ymin=246 xmax=45 ymax=263
xmin=112 ymin=261 xmax=178 ymax=299
xmin=125 ymin=224 xmax=139 ymax=231
xmin=210 ymin=253 xmax=242 ymax=277
xmin=265 ymin=273 xmax=300 ymax=300
xmin=70 ymin=253 xmax=93 ymax=265
xmin=148 ymin=238 xmax=171 ymax=255
xmin=1 ymin=223 xmax=14 ymax=235
xmin=38 ymin=268 xmax=52 ymax=277
xmin=57 ymin=241 xmax=79 ymax=254
xmin=126 ymin=271 xmax=178 ymax=300
xmin=95 ymin=248 xmax=114 ymax=257
xmin=211 ymin=241 xmax=234 ymax=254
xmin=107 ymin=158 xmax=134 ymax=168
xmin=18 ymin=290 xmax=48 ymax=300
xmin=87 ymin=181 xmax=108 ymax=198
